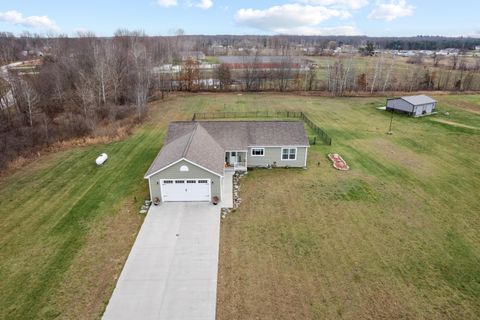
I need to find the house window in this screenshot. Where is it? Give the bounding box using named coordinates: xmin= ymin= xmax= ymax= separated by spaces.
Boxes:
xmin=251 ymin=148 xmax=265 ymax=156
xmin=175 ymin=180 xmax=185 ymax=184
xmin=281 ymin=148 xmax=297 ymax=161
xmin=198 ymin=180 xmax=208 ymax=184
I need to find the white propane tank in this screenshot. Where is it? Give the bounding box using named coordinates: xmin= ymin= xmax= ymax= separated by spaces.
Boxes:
xmin=95 ymin=153 xmax=108 ymax=166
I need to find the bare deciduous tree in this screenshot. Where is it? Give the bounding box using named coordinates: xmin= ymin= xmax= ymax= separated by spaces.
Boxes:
xmin=215 ymin=63 xmax=231 ymax=91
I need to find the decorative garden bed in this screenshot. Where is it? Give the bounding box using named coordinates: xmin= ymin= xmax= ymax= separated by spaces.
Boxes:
xmin=328 ymin=153 xmax=350 ymax=171
xmin=221 ymin=171 xmax=246 ymax=219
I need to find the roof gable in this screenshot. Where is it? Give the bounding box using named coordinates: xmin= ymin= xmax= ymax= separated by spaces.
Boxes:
xmin=144 ymin=123 xmax=225 ymax=177
xmin=183 ymin=124 xmax=225 ymax=176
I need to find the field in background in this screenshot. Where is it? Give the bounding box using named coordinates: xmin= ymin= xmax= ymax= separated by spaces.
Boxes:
xmin=307 ymin=55 xmax=480 ymax=90
xmin=0 ymin=93 xmax=478 ymax=319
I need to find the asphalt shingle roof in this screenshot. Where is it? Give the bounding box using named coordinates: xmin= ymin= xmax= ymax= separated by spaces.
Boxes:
xmin=145 ymin=120 xmax=309 ymax=177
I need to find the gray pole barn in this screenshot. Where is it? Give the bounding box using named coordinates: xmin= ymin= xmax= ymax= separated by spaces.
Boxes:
xmin=386 ymin=95 xmax=437 ymax=117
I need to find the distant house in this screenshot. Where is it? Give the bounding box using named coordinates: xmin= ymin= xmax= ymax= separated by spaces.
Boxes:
xmin=179 ymin=51 xmax=206 ymax=61
xmin=386 ymin=95 xmax=437 ymax=117
xmin=144 ymin=121 xmax=309 ymax=202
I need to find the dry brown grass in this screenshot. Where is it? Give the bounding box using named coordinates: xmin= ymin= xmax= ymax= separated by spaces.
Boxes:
xmin=360 ymin=138 xmax=439 ymax=178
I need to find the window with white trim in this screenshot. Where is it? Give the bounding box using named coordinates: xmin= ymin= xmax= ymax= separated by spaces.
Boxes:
xmin=251 ymin=148 xmax=265 ymax=156
xmin=281 ymin=148 xmax=297 ymax=160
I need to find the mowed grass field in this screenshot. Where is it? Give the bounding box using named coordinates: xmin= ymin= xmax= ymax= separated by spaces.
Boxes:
xmin=0 ymin=93 xmax=479 ymax=319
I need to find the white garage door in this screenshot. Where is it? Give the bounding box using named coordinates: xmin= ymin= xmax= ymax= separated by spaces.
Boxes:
xmin=160 ymin=179 xmax=211 ymax=202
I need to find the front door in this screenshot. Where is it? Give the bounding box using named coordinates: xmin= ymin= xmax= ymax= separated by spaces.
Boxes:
xmin=229 ymin=152 xmax=237 ymax=164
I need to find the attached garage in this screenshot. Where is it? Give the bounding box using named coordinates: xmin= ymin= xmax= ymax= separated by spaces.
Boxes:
xmin=146 ymin=158 xmax=222 ymax=203
xmin=144 ymin=122 xmax=225 ymax=203
xmin=160 ymin=179 xmax=211 ymax=202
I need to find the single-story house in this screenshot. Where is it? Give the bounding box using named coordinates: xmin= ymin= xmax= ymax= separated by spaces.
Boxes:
xmin=386 ymin=95 xmax=437 ymax=117
xmin=144 ymin=121 xmax=309 ymax=203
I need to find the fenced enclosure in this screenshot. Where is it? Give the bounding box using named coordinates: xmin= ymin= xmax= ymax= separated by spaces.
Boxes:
xmin=299 ymin=113 xmax=332 ymax=145
xmin=192 ymin=111 xmax=332 ymax=145
xmin=192 ymin=111 xmax=304 ymax=120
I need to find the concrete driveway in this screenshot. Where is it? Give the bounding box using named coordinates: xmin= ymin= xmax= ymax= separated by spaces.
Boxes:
xmin=103 ymin=202 xmax=221 ymax=320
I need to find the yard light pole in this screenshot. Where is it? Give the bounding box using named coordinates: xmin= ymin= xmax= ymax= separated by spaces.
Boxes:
xmin=387 ymin=108 xmax=394 ymax=135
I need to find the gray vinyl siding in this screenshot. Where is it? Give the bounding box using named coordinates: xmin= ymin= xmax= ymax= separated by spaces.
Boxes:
xmin=387 ymin=98 xmax=414 ymax=113
xmin=147 ymin=159 xmax=221 ymax=201
xmin=247 ymin=146 xmax=307 ymax=168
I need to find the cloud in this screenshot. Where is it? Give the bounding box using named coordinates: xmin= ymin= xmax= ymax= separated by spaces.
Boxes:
xmin=158 ymin=0 xmax=212 ymax=9
xmin=195 ymin=0 xmax=213 ymax=9
xmin=368 ymin=0 xmax=414 ymax=21
xmin=0 ymin=10 xmax=60 ymax=32
xmin=300 ymin=0 xmax=369 ymax=9
xmin=157 ymin=0 xmax=178 ymax=7
xmin=275 ymin=25 xmax=360 ymax=36
xmin=235 ymin=4 xmax=351 ymax=33
xmin=463 ymin=30 xmax=480 ymax=38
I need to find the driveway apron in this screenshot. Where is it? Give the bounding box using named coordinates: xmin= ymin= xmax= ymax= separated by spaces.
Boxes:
xmin=103 ymin=202 xmax=221 ymax=320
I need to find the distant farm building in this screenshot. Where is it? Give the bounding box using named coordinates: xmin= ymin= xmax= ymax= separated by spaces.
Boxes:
xmin=386 ymin=95 xmax=437 ymax=117
xmin=217 ymin=56 xmax=305 ymax=69
xmin=179 ymin=51 xmax=206 ymax=61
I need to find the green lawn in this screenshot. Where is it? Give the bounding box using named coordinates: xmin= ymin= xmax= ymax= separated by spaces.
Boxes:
xmin=0 ymin=104 xmax=182 ymax=319
xmin=213 ymin=94 xmax=480 ymax=319
xmin=0 ymin=93 xmax=479 ymax=319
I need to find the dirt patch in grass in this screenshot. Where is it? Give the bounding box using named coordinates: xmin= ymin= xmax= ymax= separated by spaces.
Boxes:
xmin=431 ymin=118 xmax=479 ymax=130
xmin=46 ymin=198 xmax=143 ymax=319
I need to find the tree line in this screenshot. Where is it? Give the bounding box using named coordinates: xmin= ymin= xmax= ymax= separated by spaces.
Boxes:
xmin=0 ymin=31 xmax=162 ymax=169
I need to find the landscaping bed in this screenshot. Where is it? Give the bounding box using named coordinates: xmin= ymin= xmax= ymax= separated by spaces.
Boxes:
xmin=328 ymin=153 xmax=350 ymax=171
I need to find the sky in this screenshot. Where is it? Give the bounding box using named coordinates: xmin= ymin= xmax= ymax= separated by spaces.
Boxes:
xmin=0 ymin=0 xmax=479 ymax=37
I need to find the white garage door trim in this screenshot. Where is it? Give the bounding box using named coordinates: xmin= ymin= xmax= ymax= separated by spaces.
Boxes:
xmin=160 ymin=179 xmax=211 ymax=202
